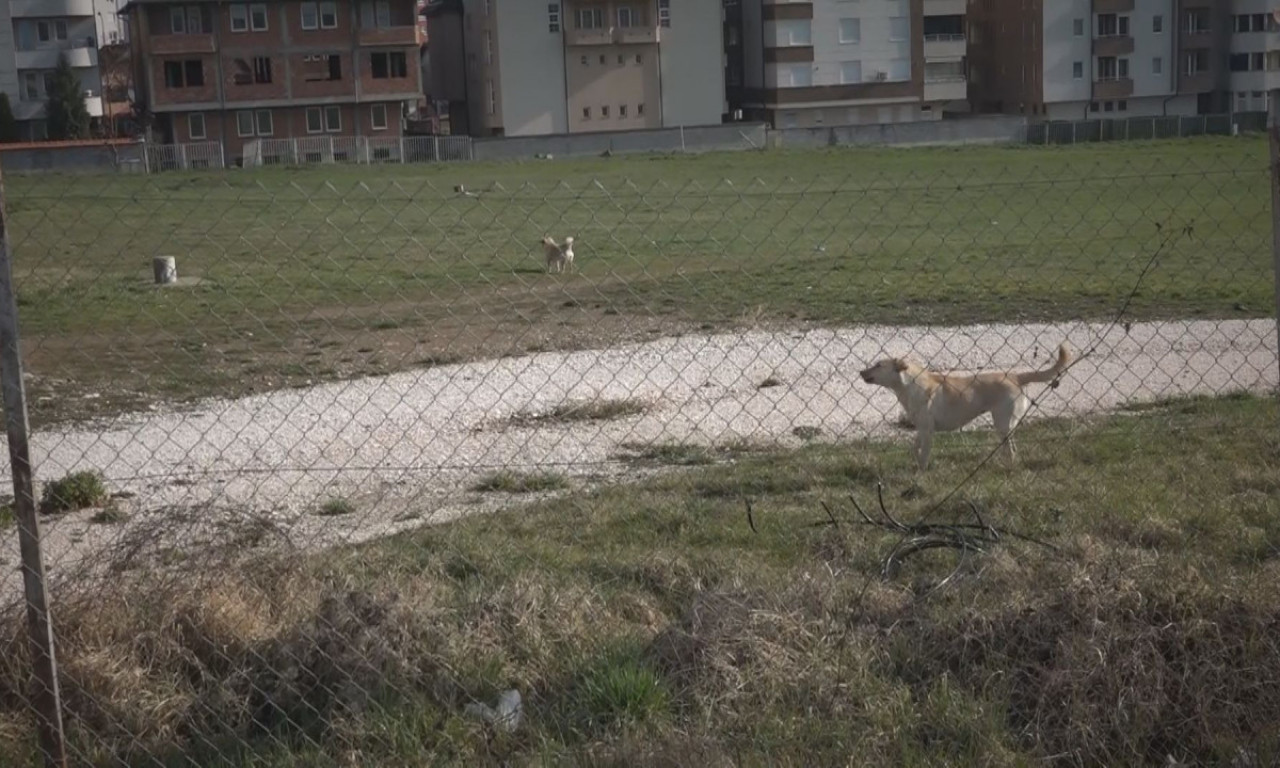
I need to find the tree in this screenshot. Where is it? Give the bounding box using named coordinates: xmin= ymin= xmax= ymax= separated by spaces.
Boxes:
xmin=45 ymin=53 xmax=90 ymax=140
xmin=0 ymin=93 xmax=18 ymax=143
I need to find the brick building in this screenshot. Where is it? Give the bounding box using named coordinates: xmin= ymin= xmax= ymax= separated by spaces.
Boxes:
xmin=123 ymin=0 xmax=423 ymax=162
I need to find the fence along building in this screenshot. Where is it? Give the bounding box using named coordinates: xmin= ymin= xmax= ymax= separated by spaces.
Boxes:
xmin=967 ymin=0 xmax=1234 ymax=121
xmin=123 ymin=0 xmax=424 ymax=165
xmin=725 ymin=0 xmax=970 ymax=130
xmin=425 ymin=0 xmax=724 ymax=137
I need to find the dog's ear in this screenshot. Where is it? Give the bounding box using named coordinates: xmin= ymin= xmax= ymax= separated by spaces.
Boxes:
xmin=892 ymin=359 xmax=908 ymax=372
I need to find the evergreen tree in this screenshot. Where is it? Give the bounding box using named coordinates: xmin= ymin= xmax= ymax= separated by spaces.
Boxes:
xmin=45 ymin=53 xmax=90 ymax=140
xmin=0 ymin=93 xmax=18 ymax=143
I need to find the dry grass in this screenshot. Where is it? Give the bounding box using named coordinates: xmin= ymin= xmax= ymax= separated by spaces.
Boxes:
xmin=501 ymin=398 xmax=652 ymax=429
xmin=1 ymin=393 xmax=1278 ymax=766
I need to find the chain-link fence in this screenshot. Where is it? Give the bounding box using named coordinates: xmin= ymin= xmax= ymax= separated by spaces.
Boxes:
xmin=0 ymin=135 xmax=1277 ymax=766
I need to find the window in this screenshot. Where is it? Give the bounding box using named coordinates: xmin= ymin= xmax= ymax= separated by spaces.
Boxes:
xmin=1183 ymin=9 xmax=1208 ymax=34
xmin=548 ymin=3 xmax=560 ymax=32
xmin=1117 ymin=100 xmax=1127 ymax=112
xmin=1253 ymin=52 xmax=1265 ymax=71
xmin=839 ymin=18 xmax=860 ymax=43
xmin=170 ymin=6 xmax=187 ymax=33
xmin=1073 ymin=18 xmax=1084 ymax=36
xmin=1119 ymin=16 xmax=1129 ymax=35
xmin=370 ymin=51 xmax=408 ymax=78
xmin=371 ymin=103 xmax=388 ymax=130
xmin=361 ymin=0 xmax=392 ymax=28
xmin=580 ymin=55 xmax=588 ymax=65
xmin=487 ymin=79 xmax=495 ymax=114
xmin=320 ymin=1 xmax=337 ymax=28
xmin=1097 ymin=14 xmax=1118 ymax=36
xmin=306 ymin=106 xmax=324 ymax=133
xmin=236 ymin=111 xmax=254 ymax=136
xmin=635 ymin=54 xmax=642 ymax=64
xmin=599 ymin=54 xmax=605 ymax=63
xmin=582 ymin=106 xmax=590 ymax=119
xmin=888 ymin=16 xmax=908 ymax=41
xmin=36 ymin=19 xmax=68 ymax=42
xmin=250 ymin=4 xmax=269 ymax=31
xmin=1183 ymin=48 xmax=1208 ymax=75
xmin=485 ymin=31 xmax=492 ymax=64
xmin=617 ymin=6 xmax=636 ymax=28
xmin=328 ymin=54 xmax=342 ymax=80
xmin=230 ymin=4 xmax=248 ymax=32
xmin=1153 ymin=14 xmax=1163 ymax=33
xmin=887 ymin=58 xmax=910 ymax=81
xmin=637 ymin=103 xmax=644 ymax=116
xmin=1072 ymin=61 xmax=1083 ymax=79
xmin=1230 ymin=53 xmax=1249 ymax=72
xmin=188 ymin=113 xmax=206 ymax=140
xmin=163 ymin=59 xmax=204 ymax=88
xmin=658 ymin=0 xmax=669 ymax=28
xmin=777 ymin=63 xmax=812 ymax=87
xmin=21 ymin=72 xmax=36 ymax=100
xmin=1152 ymin=56 xmax=1162 ymax=75
xmin=1234 ymin=14 xmax=1268 ymax=33
xmin=840 ymin=60 xmax=862 ymax=84
xmin=1097 ymin=56 xmax=1118 ymax=79
xmin=776 ymin=19 xmax=811 ymax=46
xmin=301 ymin=2 xmax=318 ymax=29
xmin=324 ymin=105 xmax=341 ymax=132
xmin=255 ymin=109 xmax=273 ymax=136
xmin=1118 ymin=57 xmax=1129 ymax=77
xmin=620 ymin=104 xmax=628 ymax=117
xmin=1104 ymin=101 xmax=1114 ymax=113
xmin=617 ymin=54 xmax=623 ymax=64
xmin=253 ymin=56 xmax=272 ymax=83
xmin=575 ymin=7 xmax=603 ymax=29
xmin=601 ymin=105 xmax=610 ymax=117
xmin=1089 ymin=101 xmax=1099 ymax=113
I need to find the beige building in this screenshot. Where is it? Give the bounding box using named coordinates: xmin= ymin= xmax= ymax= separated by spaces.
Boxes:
xmin=726 ymin=0 xmax=970 ymax=129
xmin=425 ymin=0 xmax=723 ymax=136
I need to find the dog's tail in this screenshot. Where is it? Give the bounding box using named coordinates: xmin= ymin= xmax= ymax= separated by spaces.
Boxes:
xmin=1015 ymin=343 xmax=1073 ymax=386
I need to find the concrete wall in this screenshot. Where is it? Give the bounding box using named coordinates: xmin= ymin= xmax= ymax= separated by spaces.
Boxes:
xmin=775 ymin=115 xmax=1028 ymax=148
xmin=494 ymin=0 xmax=567 ymax=136
xmin=1042 ymin=0 xmax=1093 ymax=105
xmin=0 ymin=140 xmax=144 ymax=173
xmin=657 ymin=0 xmax=724 ymax=128
xmin=472 ymin=121 xmax=768 ymax=160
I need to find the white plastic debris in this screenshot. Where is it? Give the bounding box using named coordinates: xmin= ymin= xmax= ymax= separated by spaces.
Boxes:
xmin=464 ymin=689 xmax=522 ymax=733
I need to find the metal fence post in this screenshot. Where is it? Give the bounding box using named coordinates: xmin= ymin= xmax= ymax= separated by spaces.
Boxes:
xmin=0 ymin=162 xmax=68 ymax=767
xmin=400 ymin=137 xmax=406 ymax=164
xmin=1269 ymin=89 xmax=1280 ymax=389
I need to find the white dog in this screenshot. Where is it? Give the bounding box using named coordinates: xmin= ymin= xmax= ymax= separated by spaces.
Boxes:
xmin=541 ymin=235 xmax=575 ymax=274
xmin=859 ymin=343 xmax=1073 ymax=470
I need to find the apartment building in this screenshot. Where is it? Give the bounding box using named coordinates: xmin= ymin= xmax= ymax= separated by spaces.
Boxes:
xmin=0 ymin=0 xmax=117 ymax=141
xmin=967 ymin=0 xmax=1232 ymax=121
xmin=725 ymin=0 xmax=970 ymax=129
xmin=425 ymin=0 xmax=723 ymax=137
xmin=1227 ymin=1 xmax=1279 ymax=114
xmin=125 ymin=0 xmax=423 ymax=161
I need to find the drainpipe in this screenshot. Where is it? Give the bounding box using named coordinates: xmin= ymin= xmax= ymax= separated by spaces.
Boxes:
xmin=214 ymin=2 xmax=228 ymax=161
xmin=1161 ymin=0 xmax=1178 ymax=116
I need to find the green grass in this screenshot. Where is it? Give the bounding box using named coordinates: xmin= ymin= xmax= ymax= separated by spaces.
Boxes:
xmin=6 ymin=137 xmax=1271 ymax=427
xmin=470 ymin=470 xmax=571 ymax=493
xmin=3 ymin=393 xmax=1277 ymax=766
xmin=316 ymin=497 xmax=356 ymax=516
xmin=37 ymin=470 xmax=108 ymax=515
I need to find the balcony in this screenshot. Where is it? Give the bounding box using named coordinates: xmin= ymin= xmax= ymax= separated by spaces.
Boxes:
xmin=1178 ymin=71 xmax=1215 ymax=93
xmin=14 ymin=45 xmax=97 ymax=70
xmin=564 ymin=25 xmax=613 ymax=45
xmin=924 ymin=78 xmax=966 ymax=101
xmin=923 ymin=34 xmax=966 ymax=59
xmin=10 ymin=0 xmax=95 ymax=17
xmin=765 ymin=46 xmax=813 ymax=63
xmin=1092 ymin=35 xmax=1134 ymax=57
xmin=357 ymin=25 xmax=423 ymax=46
xmin=923 ymin=0 xmax=966 ymax=15
xmin=564 ymin=24 xmax=659 ymax=45
xmin=614 ymin=24 xmax=659 ymax=44
xmin=149 ymin=33 xmax=216 ymax=55
xmin=1091 ymin=0 xmax=1134 ymax=12
xmin=1093 ymin=76 xmax=1133 ymax=99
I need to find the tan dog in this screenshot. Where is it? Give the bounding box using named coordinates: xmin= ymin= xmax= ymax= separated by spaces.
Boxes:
xmin=859 ymin=343 xmax=1073 ymax=470
xmin=541 ymin=235 xmax=575 ymax=274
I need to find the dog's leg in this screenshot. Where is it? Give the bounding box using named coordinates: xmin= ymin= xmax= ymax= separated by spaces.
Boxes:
xmin=913 ymin=416 xmax=934 ymax=470
xmin=993 ymin=395 xmax=1027 ymax=465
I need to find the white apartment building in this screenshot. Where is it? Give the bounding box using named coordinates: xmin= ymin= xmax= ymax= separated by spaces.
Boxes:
xmin=427 ymin=0 xmax=724 ymax=137
xmin=1227 ymin=1 xmax=1279 ymax=114
xmin=0 ymin=0 xmax=117 ymax=140
xmin=970 ymin=0 xmax=1232 ymax=121
xmin=729 ymin=0 xmax=969 ymax=129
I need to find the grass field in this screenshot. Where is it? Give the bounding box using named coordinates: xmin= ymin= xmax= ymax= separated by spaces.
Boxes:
xmin=0 ymin=392 xmax=1277 ymax=766
xmin=5 ymin=137 xmax=1272 ymax=426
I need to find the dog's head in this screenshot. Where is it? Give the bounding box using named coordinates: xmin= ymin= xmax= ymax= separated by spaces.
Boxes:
xmin=859 ymin=358 xmax=910 ymax=388
xmin=541 ymin=235 xmax=558 ymax=248
xmin=563 ymin=236 xmax=575 ymax=247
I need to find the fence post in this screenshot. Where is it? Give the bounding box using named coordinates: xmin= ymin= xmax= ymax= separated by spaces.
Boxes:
xmin=0 ymin=162 xmax=68 ymax=767
xmin=433 ymin=135 xmax=440 ymax=162
xmin=399 ymin=137 xmax=406 ymax=164
xmin=1269 ymin=90 xmax=1280 ymax=388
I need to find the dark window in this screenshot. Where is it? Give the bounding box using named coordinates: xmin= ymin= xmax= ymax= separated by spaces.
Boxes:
xmin=165 ymin=60 xmax=204 ymax=87
xmin=253 ymin=56 xmax=272 ymax=83
xmin=328 ymin=54 xmax=342 ymax=80
xmin=370 ymin=51 xmax=407 ymax=78
xmin=184 ymin=59 xmax=204 ymax=86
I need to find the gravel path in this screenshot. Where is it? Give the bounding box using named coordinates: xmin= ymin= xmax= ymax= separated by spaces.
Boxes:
xmin=0 ymin=317 xmax=1275 ymax=597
